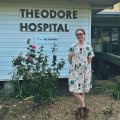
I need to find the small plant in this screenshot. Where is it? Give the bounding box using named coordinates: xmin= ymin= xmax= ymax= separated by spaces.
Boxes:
xmin=112 ymin=76 xmax=120 ymax=100
xmin=103 ymin=103 xmax=113 ymax=117
xmin=12 ymin=39 xmax=65 ymax=104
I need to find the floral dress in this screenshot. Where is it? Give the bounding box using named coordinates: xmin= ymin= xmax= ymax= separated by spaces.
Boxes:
xmin=68 ymin=42 xmax=94 ymax=93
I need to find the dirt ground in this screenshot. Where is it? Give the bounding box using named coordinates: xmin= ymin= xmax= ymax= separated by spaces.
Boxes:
xmin=0 ymin=80 xmax=120 ymax=120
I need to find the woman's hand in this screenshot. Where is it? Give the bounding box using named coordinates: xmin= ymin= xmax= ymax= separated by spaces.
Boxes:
xmin=68 ymin=54 xmax=72 ymax=64
xmin=87 ymin=56 xmax=92 ymax=64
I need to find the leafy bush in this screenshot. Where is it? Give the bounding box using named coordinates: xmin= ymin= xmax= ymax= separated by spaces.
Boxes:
xmin=112 ymin=76 xmax=120 ymax=100
xmin=12 ymin=39 xmax=65 ymax=104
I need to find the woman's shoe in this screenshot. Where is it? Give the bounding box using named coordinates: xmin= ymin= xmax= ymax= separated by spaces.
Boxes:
xmin=82 ymin=106 xmax=89 ymax=120
xmin=74 ymin=107 xmax=83 ymax=120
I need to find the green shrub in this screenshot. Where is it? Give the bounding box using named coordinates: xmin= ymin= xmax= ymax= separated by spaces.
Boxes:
xmin=12 ymin=39 xmax=65 ymax=104
xmin=3 ymin=81 xmax=15 ymax=98
xmin=112 ymin=76 xmax=120 ymax=100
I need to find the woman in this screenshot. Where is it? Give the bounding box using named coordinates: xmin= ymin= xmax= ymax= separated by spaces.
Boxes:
xmin=68 ymin=28 xmax=94 ymax=119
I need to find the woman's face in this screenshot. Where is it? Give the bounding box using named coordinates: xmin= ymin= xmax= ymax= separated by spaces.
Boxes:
xmin=76 ymin=30 xmax=85 ymax=43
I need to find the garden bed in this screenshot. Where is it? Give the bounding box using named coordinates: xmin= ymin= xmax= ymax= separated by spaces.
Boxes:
xmin=0 ymin=80 xmax=120 ymax=120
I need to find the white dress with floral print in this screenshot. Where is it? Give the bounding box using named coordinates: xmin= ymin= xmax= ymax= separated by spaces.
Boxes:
xmin=68 ymin=42 xmax=94 ymax=93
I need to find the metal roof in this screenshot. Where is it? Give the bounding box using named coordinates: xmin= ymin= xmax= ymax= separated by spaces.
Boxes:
xmin=74 ymin=0 xmax=119 ymax=7
xmin=89 ymin=0 xmax=120 ymax=14
xmin=1 ymin=0 xmax=119 ymax=14
xmin=70 ymin=0 xmax=119 ymax=14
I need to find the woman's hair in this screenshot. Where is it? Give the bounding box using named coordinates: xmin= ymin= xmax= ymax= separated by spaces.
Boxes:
xmin=75 ymin=28 xmax=85 ymax=36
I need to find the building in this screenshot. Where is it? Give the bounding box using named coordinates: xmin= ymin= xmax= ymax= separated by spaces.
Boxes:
xmin=0 ymin=0 xmax=119 ymax=81
xmin=92 ymin=2 xmax=120 ymax=66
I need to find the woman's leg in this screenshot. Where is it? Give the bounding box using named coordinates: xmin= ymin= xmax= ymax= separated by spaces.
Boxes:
xmin=73 ymin=93 xmax=85 ymax=119
xmin=73 ymin=93 xmax=89 ymax=119
xmin=80 ymin=93 xmax=85 ymax=103
xmin=73 ymin=93 xmax=85 ymax=107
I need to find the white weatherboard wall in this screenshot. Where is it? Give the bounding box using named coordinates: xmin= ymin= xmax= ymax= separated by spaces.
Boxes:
xmin=0 ymin=0 xmax=91 ymax=80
